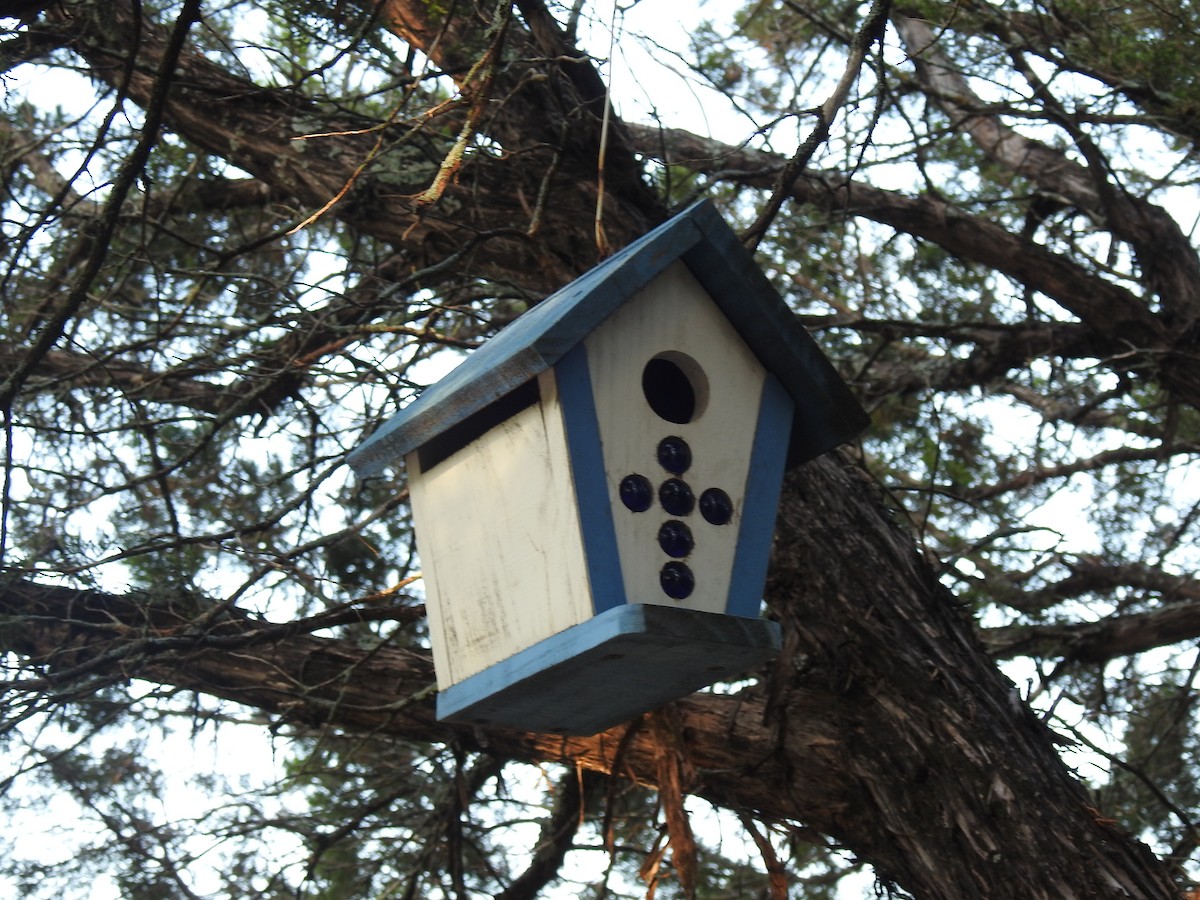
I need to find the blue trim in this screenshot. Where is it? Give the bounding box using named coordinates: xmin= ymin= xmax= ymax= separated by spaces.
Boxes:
xmin=681 ymin=204 xmax=869 ymax=467
xmin=346 ymin=200 xmax=868 ymax=478
xmin=555 ymin=346 xmax=626 ymax=615
xmin=726 ymin=374 xmax=793 ymax=618
xmin=436 ymin=604 xmax=781 ymax=735
xmin=347 ymin=213 xmax=706 ymax=477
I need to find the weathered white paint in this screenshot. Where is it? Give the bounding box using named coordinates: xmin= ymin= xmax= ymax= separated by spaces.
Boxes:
xmin=585 ymin=260 xmax=769 ymax=615
xmin=408 ymin=370 xmax=593 ymax=688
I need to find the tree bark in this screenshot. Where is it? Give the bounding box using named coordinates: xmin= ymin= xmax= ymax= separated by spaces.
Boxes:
xmin=42 ymin=0 xmax=651 ymax=296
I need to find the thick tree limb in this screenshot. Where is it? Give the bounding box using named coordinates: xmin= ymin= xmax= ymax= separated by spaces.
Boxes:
xmin=0 ymin=574 xmax=837 ymax=821
xmin=1 ymin=451 xmax=1183 ymax=898
xmin=985 ymin=601 xmax=1200 ymax=663
xmin=0 ymin=341 xmax=228 ymax=414
xmin=961 ymin=442 xmax=1200 ymax=503
xmin=0 ymin=0 xmax=203 ymax=413
xmin=840 ymin=319 xmax=1109 ymax=403
xmin=24 ymin=0 xmax=666 ymax=431
xmin=624 ymin=122 xmax=1159 ymax=334
xmin=969 ymin=3 xmax=1200 ymax=150
xmin=625 ymin=121 xmax=1200 ymax=414
xmin=999 ymin=382 xmax=1158 ymax=436
xmin=42 ymin=0 xmax=647 ymax=296
xmin=369 ymin=0 xmax=660 ymax=247
xmin=893 ymin=12 xmax=1200 ymax=335
xmin=991 ymin=560 xmax=1200 ymax=617
xmin=0 ymin=117 xmax=96 ymax=214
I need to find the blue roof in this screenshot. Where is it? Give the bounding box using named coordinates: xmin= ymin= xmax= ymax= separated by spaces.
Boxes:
xmin=347 ymin=200 xmax=867 ymax=477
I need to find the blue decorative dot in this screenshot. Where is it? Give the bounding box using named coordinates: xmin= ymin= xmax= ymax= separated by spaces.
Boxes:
xmin=657 ymin=520 xmax=694 ymax=558
xmin=699 ymin=488 xmax=734 ymax=525
xmin=658 ymin=478 xmax=694 ymax=516
xmin=660 ymin=561 xmax=695 ymax=599
xmin=619 ymin=474 xmax=653 ymax=512
xmin=656 ymin=436 xmax=692 ymax=475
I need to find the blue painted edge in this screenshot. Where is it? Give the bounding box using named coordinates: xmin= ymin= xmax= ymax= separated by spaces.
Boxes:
xmin=555 ymin=345 xmax=626 ymax=615
xmin=680 ymin=202 xmax=870 ymax=467
xmin=347 ymin=199 xmax=869 ymax=479
xmin=437 ymin=603 xmax=782 ymax=736
xmin=346 ymin=212 xmax=707 ymax=477
xmin=726 ymin=373 xmax=794 ymax=618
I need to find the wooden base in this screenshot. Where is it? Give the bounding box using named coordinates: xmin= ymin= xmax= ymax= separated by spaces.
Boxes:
xmin=436 ymin=604 xmax=781 ymax=736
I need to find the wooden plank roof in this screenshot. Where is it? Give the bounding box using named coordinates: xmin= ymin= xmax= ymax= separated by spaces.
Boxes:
xmin=347 ymin=200 xmax=867 ymax=478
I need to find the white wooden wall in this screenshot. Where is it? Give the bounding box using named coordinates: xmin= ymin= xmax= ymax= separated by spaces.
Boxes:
xmin=408 ymin=369 xmax=593 ymax=689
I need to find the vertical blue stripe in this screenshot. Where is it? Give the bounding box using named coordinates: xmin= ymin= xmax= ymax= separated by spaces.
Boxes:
xmin=555 ymin=345 xmax=627 ymax=615
xmin=726 ymin=373 xmax=793 ymax=618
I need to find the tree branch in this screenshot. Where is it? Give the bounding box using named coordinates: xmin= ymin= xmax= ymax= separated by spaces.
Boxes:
xmin=1 ymin=447 xmax=1183 ymax=897
xmin=995 ymin=560 xmax=1200 ymax=617
xmin=625 ymin=121 xmax=1200 ymax=415
xmin=985 ymin=600 xmax=1200 ymax=663
xmin=961 ymin=442 xmax=1200 ymax=503
xmin=893 ymin=12 xmax=1200 ymax=334
xmin=626 ymin=121 xmax=1156 ymax=331
xmin=743 ymin=0 xmax=891 ymax=250
xmin=0 ymin=0 xmax=203 ymax=413
xmin=44 ymin=0 xmax=644 ymax=295
xmin=494 ymin=768 xmax=600 ymax=900
xmin=0 ymin=341 xmax=228 ymax=413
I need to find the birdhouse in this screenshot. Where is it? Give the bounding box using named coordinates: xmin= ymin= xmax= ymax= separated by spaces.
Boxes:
xmin=347 ymin=200 xmax=867 ymax=735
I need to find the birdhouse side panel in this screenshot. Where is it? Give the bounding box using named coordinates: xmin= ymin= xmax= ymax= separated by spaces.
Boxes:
xmin=584 ymin=260 xmax=772 ymax=617
xmin=407 ymin=371 xmax=594 ymax=689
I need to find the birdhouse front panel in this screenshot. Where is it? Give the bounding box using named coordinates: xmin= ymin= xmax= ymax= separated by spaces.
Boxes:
xmin=406 ymin=369 xmax=594 ymax=690
xmin=584 ymin=260 xmax=794 ymax=620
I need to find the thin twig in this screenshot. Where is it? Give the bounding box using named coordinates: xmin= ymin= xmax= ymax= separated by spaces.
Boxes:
xmin=742 ymin=0 xmax=891 ymax=252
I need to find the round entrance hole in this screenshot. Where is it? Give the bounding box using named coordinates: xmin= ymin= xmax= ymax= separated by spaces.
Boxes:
xmin=641 ymin=353 xmax=708 ymax=424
